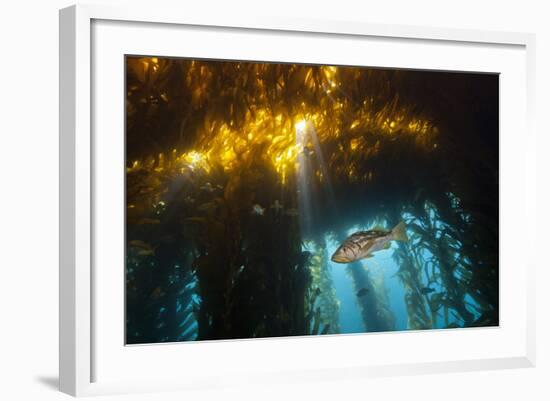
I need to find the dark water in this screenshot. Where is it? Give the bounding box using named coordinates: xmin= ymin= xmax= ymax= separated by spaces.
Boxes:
xmin=125 ymin=57 xmax=499 ymax=344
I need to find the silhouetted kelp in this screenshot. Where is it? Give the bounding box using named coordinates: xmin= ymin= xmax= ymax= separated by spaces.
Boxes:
xmin=125 ymin=57 xmax=498 ymax=343
xmin=304 ymin=240 xmax=341 ymax=334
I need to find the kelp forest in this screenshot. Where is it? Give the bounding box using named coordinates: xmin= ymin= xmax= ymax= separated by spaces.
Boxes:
xmin=125 ymin=56 xmax=499 ymax=344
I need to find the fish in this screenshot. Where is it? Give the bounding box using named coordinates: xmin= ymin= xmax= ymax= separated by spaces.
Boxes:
xmin=331 ymin=221 xmax=408 ymax=264
xmin=270 ymin=199 xmax=284 ymax=212
xmin=298 ymin=251 xmax=312 ymax=266
xmin=136 ymin=217 xmax=161 ymax=225
xmin=128 ymin=239 xmax=155 ymax=256
xmin=320 ymin=324 xmax=331 ymax=335
xmin=356 ymin=288 xmax=369 ymax=297
xmin=150 ymin=287 xmax=165 ymax=299
xmin=192 ymin=303 xmax=201 ymax=320
xmin=420 ymin=287 xmax=435 ymax=295
xmin=251 ymin=204 xmax=265 ymax=215
xmin=128 ymin=239 xmax=150 ymax=248
xmin=302 ymin=145 xmax=315 ymax=157
xmin=200 ymin=182 xmax=215 ymax=192
xmin=137 ymin=249 xmax=155 ymax=256
xmin=285 ymin=208 xmax=299 ymax=216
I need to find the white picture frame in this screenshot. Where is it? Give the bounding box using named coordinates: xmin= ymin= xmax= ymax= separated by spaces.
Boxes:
xmin=59 ymin=4 xmax=536 ymax=397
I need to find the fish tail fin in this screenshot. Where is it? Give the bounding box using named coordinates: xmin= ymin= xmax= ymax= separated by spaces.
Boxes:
xmin=392 ymin=221 xmax=408 ymax=242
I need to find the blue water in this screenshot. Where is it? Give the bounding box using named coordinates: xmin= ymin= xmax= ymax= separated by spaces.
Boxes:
xmin=299 ymin=214 xmax=483 ymax=335
xmin=324 ymin=234 xmax=409 ymax=334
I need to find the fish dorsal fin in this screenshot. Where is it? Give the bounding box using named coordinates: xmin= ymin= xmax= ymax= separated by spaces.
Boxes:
xmin=350 ymin=230 xmax=369 ymax=237
xmin=371 ymin=225 xmax=386 ymax=231
xmin=347 ymin=231 xmax=369 ymax=241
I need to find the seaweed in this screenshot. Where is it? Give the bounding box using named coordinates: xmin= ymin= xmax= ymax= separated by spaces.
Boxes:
xmin=125 ymin=56 xmax=499 ymax=341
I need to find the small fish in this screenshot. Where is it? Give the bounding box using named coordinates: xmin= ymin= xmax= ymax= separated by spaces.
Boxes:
xmin=192 ymin=303 xmax=200 ymax=320
xmin=420 ymin=287 xmax=435 ymax=295
xmin=320 ymin=324 xmax=331 ymax=335
xmin=270 ymin=200 xmax=284 ymax=212
xmin=356 ymin=288 xmax=369 ymax=297
xmin=128 ymin=240 xmax=155 ymax=256
xmin=136 ymin=217 xmax=161 ymax=225
xmin=197 ymin=202 xmax=217 ymax=211
xmin=150 ymin=287 xmax=165 ymax=299
xmin=302 ymin=145 xmax=315 ymax=157
xmin=285 ymin=208 xmax=299 ymax=216
xmin=128 ymin=239 xmax=149 ymax=248
xmin=299 ymin=251 xmax=312 ymax=265
xmin=200 ymin=182 xmax=215 ymax=192
xmin=251 ymin=204 xmax=265 ymax=216
xmin=331 ymin=221 xmax=408 ymax=264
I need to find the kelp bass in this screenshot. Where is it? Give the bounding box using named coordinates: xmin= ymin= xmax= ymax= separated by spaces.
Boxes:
xmin=331 ymin=222 xmax=408 ymax=264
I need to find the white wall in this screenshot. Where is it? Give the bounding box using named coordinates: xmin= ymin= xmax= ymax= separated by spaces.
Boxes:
xmin=0 ymin=1 xmax=547 ymax=400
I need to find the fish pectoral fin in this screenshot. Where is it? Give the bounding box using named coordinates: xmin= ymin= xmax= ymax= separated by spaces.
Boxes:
xmin=383 ymin=242 xmax=391 ymax=250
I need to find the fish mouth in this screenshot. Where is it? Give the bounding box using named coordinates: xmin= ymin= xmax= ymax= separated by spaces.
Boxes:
xmin=331 ymin=254 xmax=351 ymax=264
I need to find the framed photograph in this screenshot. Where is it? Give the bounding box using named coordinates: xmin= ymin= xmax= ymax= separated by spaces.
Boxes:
xmin=59 ymin=4 xmax=536 ymax=396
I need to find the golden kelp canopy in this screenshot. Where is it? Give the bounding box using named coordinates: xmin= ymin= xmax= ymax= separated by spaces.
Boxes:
xmin=125 ymin=56 xmax=500 ymax=344
xmin=126 ymin=57 xmax=438 ymax=184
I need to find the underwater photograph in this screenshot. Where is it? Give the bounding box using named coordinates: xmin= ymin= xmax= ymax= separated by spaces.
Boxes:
xmin=125 ymin=56 xmax=499 ymax=344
